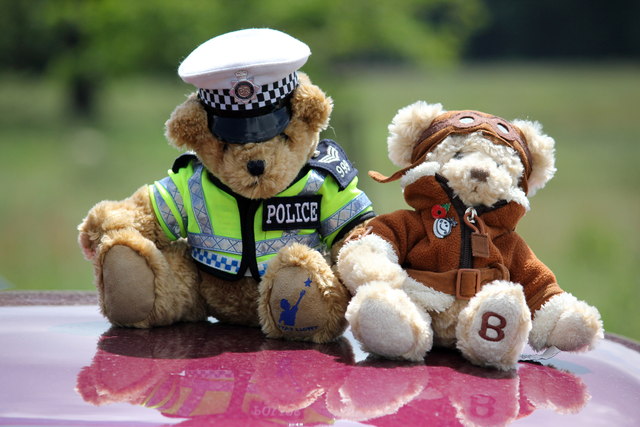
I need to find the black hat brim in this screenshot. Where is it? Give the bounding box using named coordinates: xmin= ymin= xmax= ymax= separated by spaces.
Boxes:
xmin=206 ymin=103 xmax=291 ymax=144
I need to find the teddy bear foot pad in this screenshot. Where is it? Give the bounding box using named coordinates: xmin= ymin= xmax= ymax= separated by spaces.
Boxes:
xmin=102 ymin=245 xmax=156 ymax=325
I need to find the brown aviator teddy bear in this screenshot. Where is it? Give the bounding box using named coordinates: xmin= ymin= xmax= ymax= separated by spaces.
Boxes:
xmin=337 ymin=101 xmax=603 ymax=369
xmin=78 ymin=29 xmax=374 ymax=343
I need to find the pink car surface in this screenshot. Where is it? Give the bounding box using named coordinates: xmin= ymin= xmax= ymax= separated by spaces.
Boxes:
xmin=1 ymin=291 xmax=639 ymax=426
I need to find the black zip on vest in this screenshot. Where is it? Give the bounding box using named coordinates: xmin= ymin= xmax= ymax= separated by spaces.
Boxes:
xmin=235 ymin=196 xmax=262 ymax=281
xmin=436 ymin=175 xmax=506 ymax=269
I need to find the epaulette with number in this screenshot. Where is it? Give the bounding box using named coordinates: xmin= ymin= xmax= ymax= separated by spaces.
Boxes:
xmin=308 ymin=139 xmax=358 ymax=190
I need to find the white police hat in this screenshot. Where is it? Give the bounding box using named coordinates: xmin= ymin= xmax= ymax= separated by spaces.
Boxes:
xmin=178 ymin=28 xmax=311 ymax=144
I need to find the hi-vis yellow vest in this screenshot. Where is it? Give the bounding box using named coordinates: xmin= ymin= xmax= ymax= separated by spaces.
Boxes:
xmin=149 ymin=140 xmax=374 ymax=281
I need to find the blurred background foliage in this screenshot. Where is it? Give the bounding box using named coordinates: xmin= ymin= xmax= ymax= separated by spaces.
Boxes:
xmin=1 ymin=0 xmax=638 ymax=340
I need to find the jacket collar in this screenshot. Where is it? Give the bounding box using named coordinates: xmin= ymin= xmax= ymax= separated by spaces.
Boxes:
xmin=403 ymin=174 xmax=526 ymax=230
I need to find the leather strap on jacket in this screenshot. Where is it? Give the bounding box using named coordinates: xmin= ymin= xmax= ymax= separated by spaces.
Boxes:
xmin=406 ymin=264 xmax=510 ymax=300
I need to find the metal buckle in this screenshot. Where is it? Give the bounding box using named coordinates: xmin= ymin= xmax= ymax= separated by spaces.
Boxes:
xmin=456 ymin=268 xmax=482 ymax=300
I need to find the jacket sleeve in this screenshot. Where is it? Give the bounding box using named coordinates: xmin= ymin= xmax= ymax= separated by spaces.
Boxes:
xmin=495 ymin=231 xmax=564 ymax=314
xmin=367 ymin=210 xmax=423 ymax=266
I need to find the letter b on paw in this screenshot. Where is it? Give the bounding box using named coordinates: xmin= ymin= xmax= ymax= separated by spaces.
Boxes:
xmin=478 ymin=311 xmax=507 ymax=342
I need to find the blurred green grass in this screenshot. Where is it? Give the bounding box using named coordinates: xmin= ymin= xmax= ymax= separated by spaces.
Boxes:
xmin=1 ymin=62 xmax=638 ymax=341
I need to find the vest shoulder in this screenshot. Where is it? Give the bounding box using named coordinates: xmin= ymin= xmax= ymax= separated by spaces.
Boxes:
xmin=171 ymin=152 xmax=200 ymax=173
xmin=308 ymin=139 xmax=358 ymax=190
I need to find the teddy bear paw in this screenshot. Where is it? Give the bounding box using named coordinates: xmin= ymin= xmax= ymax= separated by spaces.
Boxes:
xmin=102 ymin=245 xmax=156 ymax=326
xmin=259 ymin=244 xmax=350 ymax=343
xmin=337 ymin=233 xmax=407 ymax=294
xmin=530 ymin=293 xmax=603 ymax=352
xmin=347 ymin=281 xmax=432 ymax=362
xmin=456 ymin=281 xmax=532 ymax=370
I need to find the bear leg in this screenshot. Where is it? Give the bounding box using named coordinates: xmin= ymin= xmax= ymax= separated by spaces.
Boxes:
xmin=258 ymin=243 xmax=349 ymax=343
xmin=456 ymin=281 xmax=531 ymax=370
xmin=199 ymin=273 xmax=261 ymax=327
xmin=347 ymin=281 xmax=433 ymax=361
xmin=96 ymin=231 xmax=207 ymax=328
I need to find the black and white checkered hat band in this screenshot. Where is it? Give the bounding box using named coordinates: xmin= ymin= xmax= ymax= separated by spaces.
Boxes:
xmin=198 ymin=72 xmax=298 ymax=112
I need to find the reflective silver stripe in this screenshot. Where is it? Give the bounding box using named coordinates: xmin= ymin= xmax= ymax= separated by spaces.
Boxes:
xmin=188 ymin=232 xmax=243 ymax=255
xmin=300 ymin=169 xmax=325 ymax=195
xmin=153 ymin=186 xmax=181 ymax=239
xmin=192 ymin=248 xmax=240 ymax=274
xmin=188 ymin=164 xmax=214 ymax=235
xmin=320 ymin=192 xmax=372 ymax=237
xmin=158 ymin=176 xmax=187 ymax=226
xmin=190 ymin=231 xmax=321 ymax=257
xmin=256 ymin=233 xmax=321 ymax=257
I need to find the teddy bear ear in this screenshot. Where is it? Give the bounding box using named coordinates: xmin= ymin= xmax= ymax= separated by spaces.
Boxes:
xmin=164 ymin=93 xmax=211 ymax=150
xmin=290 ymin=72 xmax=333 ymax=133
xmin=387 ymin=101 xmax=444 ymax=167
xmin=513 ymin=119 xmax=557 ymax=196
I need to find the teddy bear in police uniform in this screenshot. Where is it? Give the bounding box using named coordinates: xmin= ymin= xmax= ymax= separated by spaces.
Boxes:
xmin=337 ymin=101 xmax=603 ymax=369
xmin=78 ymin=29 xmax=374 ymax=343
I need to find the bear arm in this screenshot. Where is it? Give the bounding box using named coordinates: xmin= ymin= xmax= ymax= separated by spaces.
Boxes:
xmin=329 ymin=217 xmax=373 ymax=263
xmin=337 ymin=211 xmax=421 ymax=294
xmin=337 ymin=232 xmax=407 ymax=294
xmin=129 ymin=186 xmax=175 ymax=247
xmin=495 ymin=231 xmax=564 ymax=315
xmin=78 ymin=186 xmax=171 ymax=260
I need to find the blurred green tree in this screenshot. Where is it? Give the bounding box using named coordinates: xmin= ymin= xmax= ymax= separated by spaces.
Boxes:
xmin=0 ymin=0 xmax=484 ymax=117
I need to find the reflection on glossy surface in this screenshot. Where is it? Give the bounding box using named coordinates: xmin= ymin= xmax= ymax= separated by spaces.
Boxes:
xmin=1 ymin=306 xmax=640 ymax=426
xmin=76 ymin=322 xmax=588 ymax=425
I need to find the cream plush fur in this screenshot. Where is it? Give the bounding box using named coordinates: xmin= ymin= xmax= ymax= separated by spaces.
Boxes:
xmin=338 ymin=101 xmax=603 ymax=370
xmin=78 ymin=72 xmax=369 ymax=343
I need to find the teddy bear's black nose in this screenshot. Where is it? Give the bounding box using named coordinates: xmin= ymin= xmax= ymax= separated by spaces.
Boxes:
xmin=247 ymin=160 xmax=265 ymax=176
xmin=470 ymin=168 xmax=489 ymax=182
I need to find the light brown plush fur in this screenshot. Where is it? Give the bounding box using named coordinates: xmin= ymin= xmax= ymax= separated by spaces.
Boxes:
xmin=78 ymin=73 xmax=358 ymax=343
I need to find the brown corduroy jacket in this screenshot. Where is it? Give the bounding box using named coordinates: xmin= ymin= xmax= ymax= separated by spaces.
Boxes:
xmin=367 ymin=174 xmax=563 ymax=315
